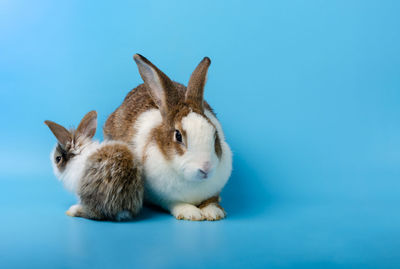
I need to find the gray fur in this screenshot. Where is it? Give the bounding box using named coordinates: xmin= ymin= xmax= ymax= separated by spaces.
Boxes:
xmin=78 ymin=143 xmax=143 ymax=221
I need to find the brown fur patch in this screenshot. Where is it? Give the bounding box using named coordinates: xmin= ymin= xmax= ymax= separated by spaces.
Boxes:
xmin=151 ymin=125 xmax=174 ymax=161
xmin=44 ymin=120 xmax=71 ymax=147
xmin=215 ymin=132 xmax=222 ymax=159
xmin=198 ymin=196 xmax=221 ymax=209
xmin=76 ymin=110 xmax=97 ymax=139
xmin=104 ymin=84 xmax=159 ymax=142
xmin=186 ymin=57 xmax=211 ymax=112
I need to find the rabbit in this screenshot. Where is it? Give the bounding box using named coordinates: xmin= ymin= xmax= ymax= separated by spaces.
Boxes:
xmin=103 ymin=54 xmax=232 ymax=221
xmin=45 ymin=110 xmax=144 ymax=221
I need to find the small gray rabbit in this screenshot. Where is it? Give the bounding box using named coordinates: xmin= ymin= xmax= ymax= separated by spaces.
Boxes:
xmin=45 ymin=111 xmax=143 ymax=221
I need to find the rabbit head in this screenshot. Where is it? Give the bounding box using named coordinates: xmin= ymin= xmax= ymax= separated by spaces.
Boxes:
xmin=134 ymin=54 xmax=224 ymax=182
xmin=44 ymin=111 xmax=97 ymax=175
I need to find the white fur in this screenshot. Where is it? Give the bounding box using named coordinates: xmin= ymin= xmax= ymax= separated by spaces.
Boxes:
xmin=132 ymin=109 xmax=163 ymax=160
xmin=133 ymin=109 xmax=232 ymax=216
xmin=200 ymin=203 xmax=226 ymax=220
xmin=177 ymin=112 xmax=219 ymax=181
xmin=204 ymin=110 xmax=226 ymax=141
xmin=51 ymin=140 xmax=99 ymax=193
xmin=171 ymin=203 xmax=204 ymax=221
xmin=66 ymin=204 xmax=82 ymax=216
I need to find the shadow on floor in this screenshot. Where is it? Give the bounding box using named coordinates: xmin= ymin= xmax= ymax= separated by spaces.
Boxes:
xmin=135 ymin=203 xmax=169 ymax=221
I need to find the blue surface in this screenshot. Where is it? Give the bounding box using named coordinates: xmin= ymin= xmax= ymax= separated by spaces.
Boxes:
xmin=1 ymin=1 xmax=400 ymax=268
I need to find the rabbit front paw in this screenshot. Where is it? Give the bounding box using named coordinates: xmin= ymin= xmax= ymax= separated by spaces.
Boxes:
xmin=66 ymin=204 xmax=83 ymax=217
xmin=171 ymin=203 xmax=204 ymax=221
xmin=200 ymin=203 xmax=226 ymax=221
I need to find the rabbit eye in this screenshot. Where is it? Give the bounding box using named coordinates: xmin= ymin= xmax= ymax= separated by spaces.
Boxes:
xmin=175 ymin=130 xmax=183 ymax=143
xmin=55 ymin=156 xmax=62 ymax=163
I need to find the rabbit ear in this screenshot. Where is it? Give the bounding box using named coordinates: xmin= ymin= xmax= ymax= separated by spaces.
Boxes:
xmin=76 ymin=110 xmax=97 ymax=139
xmin=186 ymin=57 xmax=211 ymax=112
xmin=133 ymin=54 xmax=177 ymax=120
xmin=44 ymin=120 xmax=71 ymax=147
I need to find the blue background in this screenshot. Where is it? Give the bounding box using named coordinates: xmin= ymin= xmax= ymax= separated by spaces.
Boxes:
xmin=1 ymin=0 xmax=399 ymax=268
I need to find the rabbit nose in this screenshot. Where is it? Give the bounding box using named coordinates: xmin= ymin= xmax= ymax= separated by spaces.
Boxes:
xmin=202 ymin=161 xmax=211 ymax=172
xmin=198 ymin=162 xmax=211 ymax=179
xmin=198 ymin=169 xmax=208 ymax=179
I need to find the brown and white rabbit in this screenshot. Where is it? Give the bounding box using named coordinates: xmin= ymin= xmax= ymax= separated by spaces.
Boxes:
xmin=45 ymin=111 xmax=143 ymax=221
xmin=104 ymin=54 xmax=232 ymax=221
